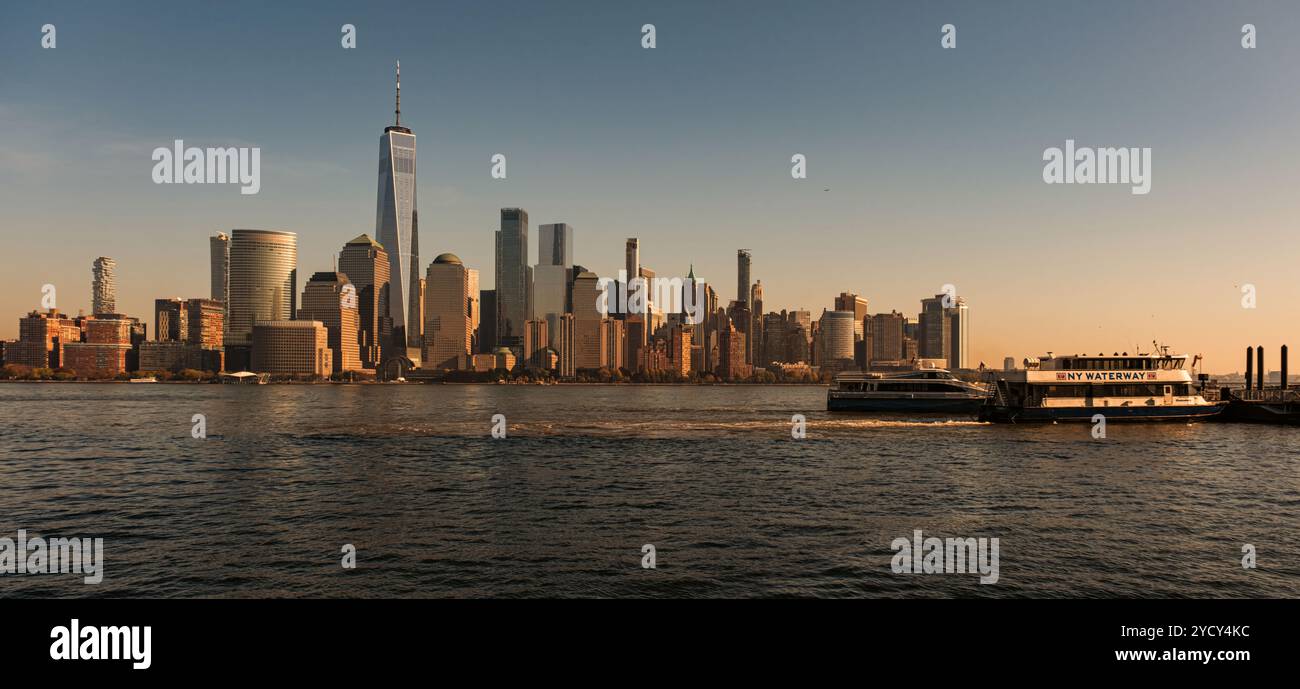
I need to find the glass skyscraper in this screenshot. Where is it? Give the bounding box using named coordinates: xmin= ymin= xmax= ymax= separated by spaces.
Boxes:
xmin=375 ymin=61 xmax=420 ymax=363
xmin=495 ymin=208 xmax=531 ymax=348
xmin=534 ymin=223 xmax=573 ymax=348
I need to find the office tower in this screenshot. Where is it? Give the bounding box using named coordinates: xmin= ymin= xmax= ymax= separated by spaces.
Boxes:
xmin=1003 ymin=356 xmax=1016 ymax=371
xmin=338 ymin=234 xmax=390 ymax=369
xmin=375 ymin=61 xmax=420 ymax=361
xmin=946 ymin=297 xmax=970 ymax=370
xmin=534 ymin=225 xmax=571 ymax=349
xmin=185 ymin=298 xmax=225 ymax=371
xmin=252 ymin=321 xmax=332 ymax=376
xmin=417 ymin=277 xmax=426 ymax=352
xmin=210 ymin=232 xmax=229 ymax=302
xmin=718 ymin=326 xmax=750 ymax=380
xmin=919 ymin=295 xmax=951 ymax=361
xmin=736 ymin=249 xmax=751 ymax=308
xmin=669 ymin=326 xmax=691 ymax=376
xmin=762 ymin=312 xmax=787 ymax=364
xmin=869 ymin=311 xmax=906 ymax=363
xmin=467 ymin=269 xmax=480 ymax=352
xmin=495 ymin=208 xmax=530 ymax=348
xmin=625 ymin=315 xmax=646 ymax=371
xmin=154 ymin=298 xmax=186 ymax=341
xmin=539 ymin=223 xmax=574 ymax=267
xmin=298 ymin=272 xmax=363 ymax=374
xmin=603 ymin=318 xmax=625 ymax=372
xmin=226 ymin=229 xmax=298 ymax=346
xmin=479 ymin=290 xmax=497 ymax=354
xmin=92 ymin=257 xmax=116 ymax=315
xmin=749 ymin=281 xmax=764 ymax=365
xmin=422 ymin=254 xmax=472 ymax=369
xmin=625 ymin=238 xmax=640 ymax=292
xmin=787 ymin=311 xmax=811 ymax=363
xmin=523 ymin=319 xmax=549 ymax=370
xmin=571 ymin=270 xmax=604 ymax=370
xmin=819 ymin=310 xmax=856 ymax=371
xmin=556 ymin=314 xmax=576 ymax=378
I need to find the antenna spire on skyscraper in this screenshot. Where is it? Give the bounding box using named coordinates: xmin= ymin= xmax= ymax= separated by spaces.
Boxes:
xmin=395 ymin=60 xmax=401 ymax=126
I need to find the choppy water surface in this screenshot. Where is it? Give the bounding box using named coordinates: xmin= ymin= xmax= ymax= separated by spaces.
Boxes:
xmin=1 ymin=383 xmax=1297 ymax=598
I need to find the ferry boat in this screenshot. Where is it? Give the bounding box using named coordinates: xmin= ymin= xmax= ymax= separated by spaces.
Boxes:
xmin=980 ymin=350 xmax=1225 ymax=423
xmin=827 ymin=369 xmax=988 ymax=413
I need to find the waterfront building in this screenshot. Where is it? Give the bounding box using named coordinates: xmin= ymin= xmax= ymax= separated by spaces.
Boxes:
xmin=749 ymin=281 xmax=764 ymax=366
xmin=420 ymin=254 xmax=473 ymax=370
xmin=63 ymin=315 xmax=133 ymax=378
xmin=819 ymin=310 xmax=856 ymax=372
xmin=226 ymin=229 xmax=298 ymax=346
xmin=92 ymin=257 xmax=116 ymax=316
xmin=338 ymin=234 xmax=390 ymax=369
xmin=556 ymin=314 xmax=576 ymax=378
xmin=138 ymin=341 xmax=205 ymax=373
xmin=251 ymin=320 xmax=331 ymax=376
xmin=493 ymin=346 xmax=517 ymax=372
xmin=375 ymin=62 xmax=421 ymax=363
xmin=298 ymin=271 xmax=363 ymax=374
xmin=12 ymin=309 xmax=81 ymax=368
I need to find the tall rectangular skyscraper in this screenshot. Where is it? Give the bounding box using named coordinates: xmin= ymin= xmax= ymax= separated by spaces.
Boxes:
xmin=210 ymin=233 xmax=229 ymax=302
xmin=737 ymin=249 xmax=751 ymax=308
xmin=946 ymin=297 xmax=970 ymax=370
xmin=919 ymin=295 xmax=951 ymax=362
xmin=375 ymin=62 xmax=420 ymax=363
xmin=535 ymin=223 xmax=574 ymax=349
xmin=495 ymin=208 xmax=530 ymax=348
xmin=539 ymin=223 xmax=574 ymax=268
xmin=338 ymin=234 xmax=390 ymax=370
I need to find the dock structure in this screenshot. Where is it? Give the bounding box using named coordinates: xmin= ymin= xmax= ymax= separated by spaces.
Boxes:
xmin=1221 ymin=345 xmax=1300 ymax=425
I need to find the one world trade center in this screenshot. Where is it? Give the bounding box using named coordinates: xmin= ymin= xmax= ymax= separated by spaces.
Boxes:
xmin=376 ymin=61 xmax=421 ymax=364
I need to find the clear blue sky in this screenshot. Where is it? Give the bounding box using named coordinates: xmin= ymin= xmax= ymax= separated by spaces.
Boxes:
xmin=3 ymin=1 xmax=1299 ymax=371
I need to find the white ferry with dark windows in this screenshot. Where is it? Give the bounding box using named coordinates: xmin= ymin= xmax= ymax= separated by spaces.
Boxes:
xmin=827 ymin=369 xmax=988 ymax=413
xmin=979 ymin=350 xmax=1225 ymax=423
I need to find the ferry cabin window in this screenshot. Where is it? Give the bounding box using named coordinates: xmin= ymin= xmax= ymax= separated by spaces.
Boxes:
xmin=1040 ymin=384 xmax=1191 ymax=398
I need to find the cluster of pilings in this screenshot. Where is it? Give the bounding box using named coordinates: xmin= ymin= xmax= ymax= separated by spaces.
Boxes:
xmin=1244 ymin=344 xmax=1289 ymax=390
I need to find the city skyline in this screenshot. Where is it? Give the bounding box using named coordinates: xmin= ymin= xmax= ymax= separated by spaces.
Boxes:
xmin=4 ymin=2 xmax=1300 ymax=371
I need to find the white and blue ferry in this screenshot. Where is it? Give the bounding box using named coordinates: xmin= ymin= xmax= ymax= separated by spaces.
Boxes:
xmin=980 ymin=350 xmax=1225 ymax=423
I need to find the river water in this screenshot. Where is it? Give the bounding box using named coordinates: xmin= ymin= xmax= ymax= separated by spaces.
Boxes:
xmin=1 ymin=383 xmax=1296 ymax=598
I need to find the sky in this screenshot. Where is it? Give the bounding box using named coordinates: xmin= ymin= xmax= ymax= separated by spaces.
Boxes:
xmin=2 ymin=0 xmax=1299 ymax=373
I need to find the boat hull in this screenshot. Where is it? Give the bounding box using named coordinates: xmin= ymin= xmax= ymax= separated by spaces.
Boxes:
xmin=978 ymin=403 xmax=1226 ymax=423
xmin=827 ymin=396 xmax=985 ymax=413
